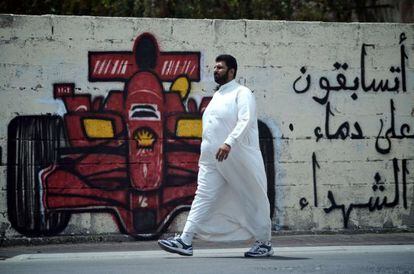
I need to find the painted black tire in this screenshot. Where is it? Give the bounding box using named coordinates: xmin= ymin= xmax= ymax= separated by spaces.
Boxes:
xmin=7 ymin=115 xmax=70 ymax=236
xmin=258 ymin=120 xmax=276 ymax=220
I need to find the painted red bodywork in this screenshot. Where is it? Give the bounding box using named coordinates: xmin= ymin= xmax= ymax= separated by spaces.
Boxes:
xmin=41 ymin=33 xmax=211 ymax=237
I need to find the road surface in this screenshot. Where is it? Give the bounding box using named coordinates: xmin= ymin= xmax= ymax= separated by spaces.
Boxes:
xmin=1 ymin=245 xmax=413 ymax=274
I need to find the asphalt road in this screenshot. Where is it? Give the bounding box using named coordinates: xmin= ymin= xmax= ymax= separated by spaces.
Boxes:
xmin=1 ymin=245 xmax=413 ymax=274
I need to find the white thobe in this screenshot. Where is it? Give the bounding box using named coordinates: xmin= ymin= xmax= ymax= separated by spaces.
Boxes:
xmin=184 ymin=79 xmax=271 ymax=242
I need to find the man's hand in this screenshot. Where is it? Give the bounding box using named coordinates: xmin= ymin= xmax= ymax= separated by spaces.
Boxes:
xmin=216 ymin=143 xmax=231 ymax=162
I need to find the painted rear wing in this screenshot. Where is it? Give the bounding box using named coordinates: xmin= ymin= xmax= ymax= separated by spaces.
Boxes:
xmin=88 ymin=33 xmax=200 ymax=82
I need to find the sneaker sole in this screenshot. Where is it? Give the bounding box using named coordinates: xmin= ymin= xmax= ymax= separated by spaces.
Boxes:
xmin=244 ymin=249 xmax=274 ymax=258
xmin=157 ymin=240 xmax=193 ymax=256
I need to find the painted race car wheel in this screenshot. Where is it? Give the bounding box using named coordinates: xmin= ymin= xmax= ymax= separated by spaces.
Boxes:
xmin=7 ymin=115 xmax=71 ymax=236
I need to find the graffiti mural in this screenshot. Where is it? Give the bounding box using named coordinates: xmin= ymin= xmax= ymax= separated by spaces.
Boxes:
xmin=7 ymin=33 xmax=275 ymax=238
xmin=293 ymin=32 xmax=412 ymax=228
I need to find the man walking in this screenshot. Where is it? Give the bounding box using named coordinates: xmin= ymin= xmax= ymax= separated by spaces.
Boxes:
xmin=158 ymin=54 xmax=273 ymax=257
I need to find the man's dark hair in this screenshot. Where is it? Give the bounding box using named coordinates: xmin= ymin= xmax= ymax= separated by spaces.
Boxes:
xmin=216 ymin=54 xmax=237 ymax=78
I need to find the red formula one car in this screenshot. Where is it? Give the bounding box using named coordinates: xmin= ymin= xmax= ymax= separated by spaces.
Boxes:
xmin=42 ymin=72 xmax=211 ymax=238
xmin=7 ymin=33 xmax=275 ymax=238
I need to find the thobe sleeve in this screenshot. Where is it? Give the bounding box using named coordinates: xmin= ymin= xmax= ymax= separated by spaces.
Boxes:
xmin=224 ymin=88 xmax=255 ymax=147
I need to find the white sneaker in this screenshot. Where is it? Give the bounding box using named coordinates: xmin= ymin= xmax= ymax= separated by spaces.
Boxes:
xmin=244 ymin=241 xmax=274 ymax=257
xmin=158 ymin=235 xmax=193 ymax=256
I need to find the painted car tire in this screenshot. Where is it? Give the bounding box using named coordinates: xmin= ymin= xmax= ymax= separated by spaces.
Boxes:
xmin=7 ymin=115 xmax=71 ymax=236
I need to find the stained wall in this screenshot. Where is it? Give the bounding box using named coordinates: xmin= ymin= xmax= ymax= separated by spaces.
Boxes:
xmin=0 ymin=15 xmax=413 ymax=240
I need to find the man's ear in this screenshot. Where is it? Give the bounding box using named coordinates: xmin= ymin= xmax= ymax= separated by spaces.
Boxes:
xmin=229 ymin=68 xmax=235 ymax=79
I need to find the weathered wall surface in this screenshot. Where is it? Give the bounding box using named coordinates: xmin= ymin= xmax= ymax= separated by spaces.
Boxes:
xmin=0 ymin=15 xmax=413 ymax=241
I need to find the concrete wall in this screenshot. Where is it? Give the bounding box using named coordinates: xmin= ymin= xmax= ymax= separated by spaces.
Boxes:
xmin=0 ymin=15 xmax=413 ymax=241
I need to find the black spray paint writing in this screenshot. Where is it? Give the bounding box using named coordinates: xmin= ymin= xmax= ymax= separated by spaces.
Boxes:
xmin=314 ymin=101 xmax=364 ymax=142
xmin=292 ymin=32 xmax=412 ymax=153
xmin=299 ymin=152 xmax=320 ymax=210
xmin=375 ymin=99 xmax=414 ymax=154
xmin=323 ymin=158 xmax=409 ymax=228
xmin=300 ymin=155 xmax=410 ymax=228
xmin=295 ymin=33 xmax=412 ymax=228
xmin=293 ymin=32 xmax=408 ymax=100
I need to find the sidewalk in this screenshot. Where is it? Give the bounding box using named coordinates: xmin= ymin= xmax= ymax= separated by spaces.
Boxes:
xmin=1 ymin=232 xmax=414 ymax=260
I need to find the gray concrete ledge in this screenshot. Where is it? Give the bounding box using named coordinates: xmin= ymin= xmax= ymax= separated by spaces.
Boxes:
xmin=1 ymin=229 xmax=414 ymax=248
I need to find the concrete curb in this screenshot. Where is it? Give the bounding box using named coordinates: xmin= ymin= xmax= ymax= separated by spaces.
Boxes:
xmin=1 ymin=229 xmax=414 ymax=247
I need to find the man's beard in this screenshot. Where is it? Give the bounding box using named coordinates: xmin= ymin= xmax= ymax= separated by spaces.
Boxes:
xmin=214 ymin=70 xmax=229 ymax=85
